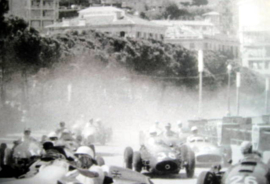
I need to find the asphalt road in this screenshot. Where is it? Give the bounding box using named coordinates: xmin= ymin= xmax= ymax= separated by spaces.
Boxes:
xmin=2 ymin=128 xmax=269 ymax=184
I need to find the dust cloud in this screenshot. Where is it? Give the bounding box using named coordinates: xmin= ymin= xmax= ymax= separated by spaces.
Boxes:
xmin=0 ymin=53 xmax=266 ymax=141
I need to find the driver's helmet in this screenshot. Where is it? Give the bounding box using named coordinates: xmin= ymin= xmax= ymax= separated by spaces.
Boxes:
xmin=177 ymin=121 xmax=182 ymax=127
xmin=24 ymin=128 xmax=31 ymax=133
xmin=165 ymin=123 xmax=171 ymax=129
xmin=75 ymin=146 xmax=94 ymax=159
xmin=48 ymin=132 xmax=58 ymax=141
xmin=241 ymin=141 xmax=252 ymax=155
xmin=191 ymin=126 xmax=198 ymax=132
xmin=149 ymin=128 xmax=157 ymax=136
xmin=60 ymin=121 xmax=65 ymax=127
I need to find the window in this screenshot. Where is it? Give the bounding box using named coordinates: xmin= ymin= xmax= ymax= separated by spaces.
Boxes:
xmin=120 ymin=31 xmax=125 ymax=37
xmin=249 ymin=61 xmax=263 ymax=69
xmin=249 ymin=61 xmax=254 ymax=68
xmin=265 ymin=61 xmax=270 ymax=69
xmin=136 ymin=32 xmax=141 ymax=38
xmin=31 ymin=20 xmax=40 ymax=28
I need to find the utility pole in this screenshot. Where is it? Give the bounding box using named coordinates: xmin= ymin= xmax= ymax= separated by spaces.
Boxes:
xmin=227 ymin=64 xmax=232 ymax=116
xmin=265 ymin=78 xmax=269 ymax=114
xmin=236 ymin=72 xmax=241 ymax=116
xmin=198 ymin=50 xmax=203 ymax=118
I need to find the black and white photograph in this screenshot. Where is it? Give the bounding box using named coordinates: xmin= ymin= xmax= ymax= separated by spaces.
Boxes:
xmin=0 ymin=0 xmax=270 ymax=183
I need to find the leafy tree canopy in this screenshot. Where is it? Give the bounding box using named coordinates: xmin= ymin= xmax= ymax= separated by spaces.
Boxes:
xmin=192 ymin=0 xmax=208 ymax=6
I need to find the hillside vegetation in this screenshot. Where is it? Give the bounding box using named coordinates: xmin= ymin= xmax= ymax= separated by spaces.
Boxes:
xmin=0 ymin=7 xmax=265 ymax=132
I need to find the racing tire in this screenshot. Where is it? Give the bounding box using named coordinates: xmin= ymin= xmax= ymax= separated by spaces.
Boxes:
xmin=124 ymin=147 xmax=133 ymax=169
xmin=96 ymin=155 xmax=105 ymax=166
xmin=185 ymin=148 xmax=195 ymax=178
xmin=197 ymin=171 xmax=215 ymax=184
xmin=132 ymin=151 xmax=142 ymax=172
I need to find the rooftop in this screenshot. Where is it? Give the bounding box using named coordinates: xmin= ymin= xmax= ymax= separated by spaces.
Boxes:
xmin=47 ymin=6 xmax=163 ymax=29
xmin=202 ymin=11 xmax=220 ymax=16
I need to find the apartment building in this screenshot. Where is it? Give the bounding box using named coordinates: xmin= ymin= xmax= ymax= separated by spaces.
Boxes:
xmin=153 ymin=19 xmax=239 ymax=58
xmin=237 ymin=0 xmax=270 ymax=75
xmin=8 ymin=0 xmax=59 ymax=32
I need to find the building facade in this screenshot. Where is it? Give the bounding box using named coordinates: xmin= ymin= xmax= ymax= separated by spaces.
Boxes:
xmin=237 ymin=0 xmax=270 ymax=75
xmin=152 ymin=20 xmax=239 ymax=58
xmin=8 ymin=0 xmax=59 ymax=32
xmin=46 ymin=6 xmax=165 ymax=40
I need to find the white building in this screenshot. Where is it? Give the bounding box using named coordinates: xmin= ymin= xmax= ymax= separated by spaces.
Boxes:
xmin=237 ymin=0 xmax=270 ymax=75
xmin=152 ymin=19 xmax=239 ymax=58
xmin=46 ymin=6 xmax=165 ymax=40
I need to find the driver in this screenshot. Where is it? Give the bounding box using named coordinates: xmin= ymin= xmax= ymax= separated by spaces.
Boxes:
xmin=149 ymin=121 xmax=162 ymax=136
xmin=147 ymin=129 xmax=158 ymax=145
xmin=56 ymin=121 xmax=67 ymax=137
xmin=240 ymin=141 xmax=261 ymax=159
xmin=19 ymin=128 xmax=38 ymax=143
xmin=65 ymin=146 xmax=104 ymax=184
xmin=187 ymin=126 xmax=198 ymax=142
xmin=162 ymin=123 xmax=176 ymax=138
xmin=176 ymin=121 xmax=183 ymax=135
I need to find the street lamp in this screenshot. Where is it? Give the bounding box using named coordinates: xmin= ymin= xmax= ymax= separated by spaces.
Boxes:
xmin=227 ymin=64 xmax=232 ymax=116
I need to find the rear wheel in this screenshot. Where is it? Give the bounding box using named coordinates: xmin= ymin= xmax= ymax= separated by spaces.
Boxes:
xmin=197 ymin=171 xmax=215 ymax=184
xmin=124 ymin=147 xmax=133 ymax=169
xmin=132 ymin=151 xmax=142 ymax=172
xmin=185 ymin=148 xmax=195 ymax=178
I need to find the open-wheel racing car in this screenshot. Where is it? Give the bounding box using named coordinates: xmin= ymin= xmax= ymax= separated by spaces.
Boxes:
xmin=187 ymin=136 xmax=232 ymax=167
xmin=0 ymin=160 xmax=153 ymax=184
xmin=197 ymin=153 xmax=270 ymax=184
xmin=124 ymin=135 xmax=195 ymax=178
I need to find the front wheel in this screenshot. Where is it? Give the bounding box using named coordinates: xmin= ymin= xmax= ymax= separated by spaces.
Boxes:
xmin=124 ymin=147 xmax=133 ymax=169
xmin=197 ymin=171 xmax=215 ymax=184
xmin=132 ymin=151 xmax=142 ymax=172
xmin=185 ymin=148 xmax=195 ymax=178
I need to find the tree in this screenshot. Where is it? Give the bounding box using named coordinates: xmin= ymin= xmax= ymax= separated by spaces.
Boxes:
xmin=59 ymin=0 xmax=90 ymax=7
xmin=163 ymin=3 xmax=190 ymax=19
xmin=192 ymin=0 xmax=208 ymax=6
xmin=139 ymin=12 xmax=149 ymax=20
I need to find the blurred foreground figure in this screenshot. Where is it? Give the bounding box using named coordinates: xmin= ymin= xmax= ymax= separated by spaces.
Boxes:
xmin=65 ymin=146 xmax=104 ymax=184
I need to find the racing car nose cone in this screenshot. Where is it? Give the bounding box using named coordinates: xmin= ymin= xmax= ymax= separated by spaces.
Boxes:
xmin=165 ymin=164 xmax=171 ymax=170
xmin=156 ymin=161 xmax=178 ymax=172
